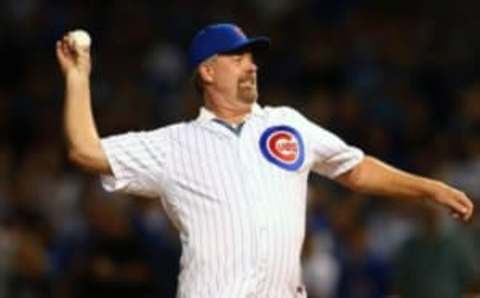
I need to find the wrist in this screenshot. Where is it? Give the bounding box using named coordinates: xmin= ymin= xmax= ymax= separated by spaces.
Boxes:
xmin=423 ymin=180 xmax=446 ymax=202
xmin=65 ymin=69 xmax=90 ymax=81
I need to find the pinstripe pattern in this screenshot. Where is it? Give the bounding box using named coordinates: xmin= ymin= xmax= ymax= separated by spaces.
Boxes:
xmin=100 ymin=104 xmax=364 ymax=298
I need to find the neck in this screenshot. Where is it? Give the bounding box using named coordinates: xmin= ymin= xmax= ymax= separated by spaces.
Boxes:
xmin=204 ymin=92 xmax=253 ymax=124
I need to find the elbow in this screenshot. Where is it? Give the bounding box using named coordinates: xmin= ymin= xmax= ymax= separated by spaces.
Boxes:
xmin=336 ymin=157 xmax=371 ymax=193
xmin=67 ymin=145 xmax=110 ymax=174
xmin=67 ymin=147 xmax=94 ymax=172
xmin=342 ymin=169 xmax=365 ymax=193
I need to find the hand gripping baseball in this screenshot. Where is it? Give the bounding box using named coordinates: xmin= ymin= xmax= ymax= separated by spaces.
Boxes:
xmin=56 ymin=30 xmax=92 ymax=76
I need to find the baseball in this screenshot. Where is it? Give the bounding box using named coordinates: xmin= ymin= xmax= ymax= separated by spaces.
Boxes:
xmin=70 ymin=29 xmax=91 ymax=48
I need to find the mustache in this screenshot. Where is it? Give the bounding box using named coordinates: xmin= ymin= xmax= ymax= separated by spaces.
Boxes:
xmin=239 ymin=75 xmax=256 ymax=84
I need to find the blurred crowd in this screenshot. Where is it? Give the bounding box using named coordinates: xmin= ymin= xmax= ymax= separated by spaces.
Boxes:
xmin=1 ymin=0 xmax=480 ymax=297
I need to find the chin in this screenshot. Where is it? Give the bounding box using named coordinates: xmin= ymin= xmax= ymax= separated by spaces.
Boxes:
xmin=241 ymin=96 xmax=257 ymax=104
xmin=239 ymin=90 xmax=258 ymax=104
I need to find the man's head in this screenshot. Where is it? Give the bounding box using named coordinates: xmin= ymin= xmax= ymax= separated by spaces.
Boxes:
xmin=188 ymin=23 xmax=270 ymax=104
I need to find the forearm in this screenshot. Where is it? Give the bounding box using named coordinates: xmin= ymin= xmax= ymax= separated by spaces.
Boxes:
xmin=63 ymin=72 xmax=110 ymax=174
xmin=337 ymin=155 xmax=473 ymax=221
xmin=64 ymin=72 xmax=96 ymax=150
xmin=340 ymin=156 xmax=440 ymax=201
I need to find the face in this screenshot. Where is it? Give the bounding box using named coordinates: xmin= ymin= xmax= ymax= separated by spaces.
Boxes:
xmin=202 ymin=51 xmax=259 ymax=104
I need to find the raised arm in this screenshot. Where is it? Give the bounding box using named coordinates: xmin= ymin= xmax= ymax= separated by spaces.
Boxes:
xmin=56 ymin=32 xmax=111 ymax=175
xmin=336 ymin=155 xmax=474 ymax=222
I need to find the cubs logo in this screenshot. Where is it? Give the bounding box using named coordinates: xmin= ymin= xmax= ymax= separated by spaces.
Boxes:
xmin=259 ymin=125 xmax=305 ymax=171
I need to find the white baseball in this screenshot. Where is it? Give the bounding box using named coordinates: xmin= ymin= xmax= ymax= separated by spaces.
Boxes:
xmin=70 ymin=29 xmax=91 ymax=48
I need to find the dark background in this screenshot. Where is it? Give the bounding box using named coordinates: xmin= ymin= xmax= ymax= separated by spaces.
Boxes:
xmin=0 ymin=0 xmax=479 ymax=297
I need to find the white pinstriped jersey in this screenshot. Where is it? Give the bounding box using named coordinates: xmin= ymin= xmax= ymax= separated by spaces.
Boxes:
xmin=100 ymin=104 xmax=364 ymax=298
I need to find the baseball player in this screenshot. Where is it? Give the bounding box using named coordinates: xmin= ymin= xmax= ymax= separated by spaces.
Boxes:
xmin=56 ymin=23 xmax=474 ymax=298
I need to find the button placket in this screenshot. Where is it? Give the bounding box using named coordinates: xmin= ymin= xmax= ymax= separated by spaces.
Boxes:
xmin=237 ymin=128 xmax=270 ymax=295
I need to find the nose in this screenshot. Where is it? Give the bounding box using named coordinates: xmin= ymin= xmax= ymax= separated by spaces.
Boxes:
xmin=249 ymin=60 xmax=258 ymax=72
xmin=246 ymin=54 xmax=258 ymax=73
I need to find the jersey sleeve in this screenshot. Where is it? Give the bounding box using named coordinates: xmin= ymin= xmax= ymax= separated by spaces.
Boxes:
xmin=100 ymin=129 xmax=169 ymax=198
xmin=288 ymin=107 xmax=364 ymax=179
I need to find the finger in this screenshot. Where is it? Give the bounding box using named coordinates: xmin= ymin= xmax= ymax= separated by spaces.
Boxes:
xmin=56 ymin=40 xmax=61 ymax=53
xmin=60 ymin=39 xmax=69 ymax=54
xmin=464 ymin=204 xmax=473 ymax=222
xmin=65 ymin=34 xmax=79 ymax=54
xmin=63 ymin=39 xmax=76 ymax=59
xmin=56 ymin=41 xmax=67 ymax=59
xmin=445 ymin=197 xmax=468 ymax=217
xmin=56 ymin=41 xmax=63 ymax=59
xmin=456 ymin=194 xmax=474 ymax=221
xmin=451 ymin=205 xmax=469 ymax=222
xmin=77 ymin=44 xmax=90 ymax=55
xmin=59 ymin=41 xmax=69 ymax=60
xmin=56 ymin=40 xmax=75 ymax=68
xmin=466 ymin=197 xmax=473 ymax=218
xmin=61 ymin=35 xmax=74 ymax=55
xmin=461 ymin=202 xmax=472 ymax=221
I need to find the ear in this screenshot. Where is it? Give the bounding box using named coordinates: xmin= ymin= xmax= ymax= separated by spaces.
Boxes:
xmin=198 ymin=63 xmax=215 ymax=85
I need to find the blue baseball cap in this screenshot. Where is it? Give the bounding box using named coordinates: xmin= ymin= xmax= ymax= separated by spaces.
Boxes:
xmin=188 ymin=23 xmax=270 ymax=71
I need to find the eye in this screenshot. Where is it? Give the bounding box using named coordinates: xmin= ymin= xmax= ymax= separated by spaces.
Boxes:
xmin=232 ymin=55 xmax=242 ymax=63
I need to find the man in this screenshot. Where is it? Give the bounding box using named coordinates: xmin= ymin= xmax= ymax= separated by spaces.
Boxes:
xmin=56 ymin=23 xmax=474 ymax=298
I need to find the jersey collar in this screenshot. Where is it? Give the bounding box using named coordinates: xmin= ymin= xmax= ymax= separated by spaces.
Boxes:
xmin=195 ymin=103 xmax=265 ymax=124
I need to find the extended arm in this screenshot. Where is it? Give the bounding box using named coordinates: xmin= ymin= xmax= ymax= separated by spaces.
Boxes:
xmin=56 ymin=33 xmax=111 ymax=175
xmin=336 ymin=155 xmax=474 ymax=222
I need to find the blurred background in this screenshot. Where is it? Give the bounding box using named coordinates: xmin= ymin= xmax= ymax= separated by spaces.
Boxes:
xmin=0 ymin=0 xmax=480 ymax=297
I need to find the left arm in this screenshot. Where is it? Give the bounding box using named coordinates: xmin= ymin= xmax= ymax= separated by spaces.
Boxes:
xmin=336 ymin=155 xmax=474 ymax=222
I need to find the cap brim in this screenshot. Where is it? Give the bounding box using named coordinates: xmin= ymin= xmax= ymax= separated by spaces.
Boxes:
xmin=220 ymin=36 xmax=270 ymax=54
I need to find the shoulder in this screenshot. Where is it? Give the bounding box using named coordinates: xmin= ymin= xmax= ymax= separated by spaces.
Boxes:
xmin=263 ymin=105 xmax=318 ymax=129
xmin=107 ymin=122 xmax=191 ymax=145
xmin=263 ymin=105 xmax=300 ymax=115
xmin=145 ymin=122 xmax=190 ymax=137
xmin=261 ymin=105 xmax=342 ymax=142
xmin=262 ymin=105 xmax=306 ymax=121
